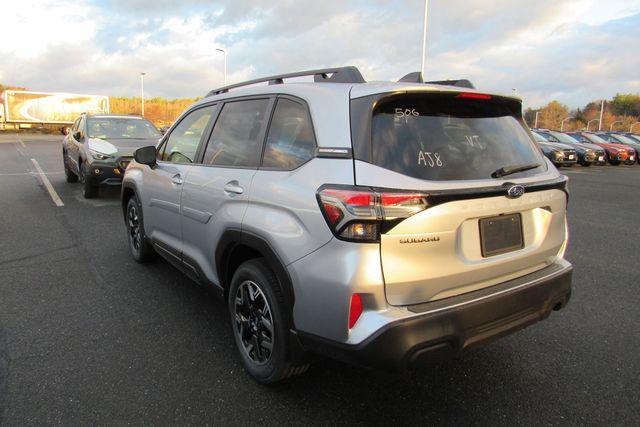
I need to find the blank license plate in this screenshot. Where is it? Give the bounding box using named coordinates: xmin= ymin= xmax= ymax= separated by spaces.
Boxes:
xmin=479 ymin=214 xmax=524 ymax=257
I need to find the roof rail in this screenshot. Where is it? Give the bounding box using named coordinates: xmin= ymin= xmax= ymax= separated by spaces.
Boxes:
xmin=206 ymin=66 xmax=366 ymax=97
xmin=398 ymin=72 xmax=476 ymax=89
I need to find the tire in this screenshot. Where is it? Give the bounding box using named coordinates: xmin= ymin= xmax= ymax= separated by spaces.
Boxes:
xmin=125 ymin=196 xmax=154 ymax=262
xmin=580 ymin=162 xmax=591 ymax=167
xmin=63 ymin=152 xmax=78 ymax=183
xmin=228 ymin=259 xmax=308 ymax=384
xmin=609 ymin=159 xmax=620 ymax=166
xmin=79 ymin=161 xmax=98 ymax=198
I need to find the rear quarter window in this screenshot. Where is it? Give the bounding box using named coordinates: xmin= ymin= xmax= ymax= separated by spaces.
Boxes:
xmin=262 ymin=98 xmax=316 ymax=170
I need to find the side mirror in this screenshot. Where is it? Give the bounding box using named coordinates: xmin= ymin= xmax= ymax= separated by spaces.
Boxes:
xmin=134 ymin=145 xmax=157 ymax=167
xmin=73 ymin=131 xmax=84 ymax=141
xmin=61 ymin=126 xmax=71 ymax=135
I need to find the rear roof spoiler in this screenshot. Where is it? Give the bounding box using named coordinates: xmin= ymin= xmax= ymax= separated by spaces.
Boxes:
xmin=398 ymin=72 xmax=475 ymax=89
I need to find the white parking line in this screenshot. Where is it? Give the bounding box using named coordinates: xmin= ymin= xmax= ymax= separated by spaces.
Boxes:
xmin=30 ymin=158 xmax=64 ymax=207
xmin=18 ymin=139 xmax=26 ymax=148
xmin=0 ymin=172 xmax=64 ymax=176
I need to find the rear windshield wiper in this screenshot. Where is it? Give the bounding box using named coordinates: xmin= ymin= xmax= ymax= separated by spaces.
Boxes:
xmin=491 ymin=163 xmax=541 ymax=178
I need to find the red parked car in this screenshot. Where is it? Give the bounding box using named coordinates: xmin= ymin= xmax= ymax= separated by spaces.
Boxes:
xmin=567 ymin=131 xmax=630 ymax=165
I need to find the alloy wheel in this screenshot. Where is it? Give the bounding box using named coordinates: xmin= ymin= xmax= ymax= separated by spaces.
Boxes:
xmin=234 ymin=280 xmax=274 ymax=365
xmin=127 ymin=204 xmax=141 ymax=251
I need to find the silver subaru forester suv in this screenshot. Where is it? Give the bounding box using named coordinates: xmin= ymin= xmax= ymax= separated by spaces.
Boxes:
xmin=122 ymin=67 xmax=572 ymax=383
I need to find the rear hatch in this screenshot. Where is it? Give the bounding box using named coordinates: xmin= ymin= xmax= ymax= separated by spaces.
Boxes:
xmin=350 ymin=90 xmax=568 ymax=306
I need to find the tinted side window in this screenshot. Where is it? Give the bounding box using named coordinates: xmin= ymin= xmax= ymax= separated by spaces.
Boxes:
xmin=263 ymin=99 xmax=316 ymax=169
xmin=203 ymin=99 xmax=270 ymax=167
xmin=161 ymin=106 xmax=216 ymax=163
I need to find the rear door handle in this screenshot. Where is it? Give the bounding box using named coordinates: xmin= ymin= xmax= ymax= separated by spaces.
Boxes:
xmin=224 ymin=180 xmax=244 ymax=195
xmin=171 ymin=174 xmax=184 ymax=185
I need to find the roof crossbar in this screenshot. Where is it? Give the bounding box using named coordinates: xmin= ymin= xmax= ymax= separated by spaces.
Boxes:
xmin=398 ymin=72 xmax=475 ymax=89
xmin=206 ymin=66 xmax=366 ymax=97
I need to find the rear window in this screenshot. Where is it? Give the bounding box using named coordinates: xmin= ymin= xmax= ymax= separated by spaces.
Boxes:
xmin=352 ymin=93 xmax=546 ymax=181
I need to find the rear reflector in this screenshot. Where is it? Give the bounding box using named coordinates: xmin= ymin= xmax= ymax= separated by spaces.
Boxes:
xmin=456 ymin=92 xmax=492 ymax=100
xmin=348 ymin=294 xmax=363 ymax=329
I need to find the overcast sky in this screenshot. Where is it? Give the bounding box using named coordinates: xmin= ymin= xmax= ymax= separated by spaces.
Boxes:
xmin=1 ymin=0 xmax=638 ymax=109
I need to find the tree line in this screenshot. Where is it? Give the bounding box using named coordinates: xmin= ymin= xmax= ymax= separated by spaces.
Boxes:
xmin=524 ymin=93 xmax=640 ymax=133
xmin=2 ymin=82 xmax=639 ymax=134
xmin=109 ymin=96 xmax=200 ymax=128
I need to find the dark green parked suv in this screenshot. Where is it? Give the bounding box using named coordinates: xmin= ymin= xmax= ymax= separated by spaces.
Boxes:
xmin=62 ymin=114 xmax=161 ymax=198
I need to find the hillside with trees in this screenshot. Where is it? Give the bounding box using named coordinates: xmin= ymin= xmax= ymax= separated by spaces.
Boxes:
xmin=524 ymin=93 xmax=640 ymax=133
xmin=109 ymin=96 xmax=200 ymax=128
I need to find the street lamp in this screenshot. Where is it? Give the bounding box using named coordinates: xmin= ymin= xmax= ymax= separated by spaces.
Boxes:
xmin=140 ymin=72 xmax=146 ymax=117
xmin=560 ymin=116 xmax=573 ymax=131
xmin=534 ymin=111 xmax=540 ymax=128
xmin=609 ymin=120 xmax=622 ymax=131
xmin=586 ymin=119 xmax=599 ymax=131
xmin=420 ymin=0 xmax=428 ymax=81
xmin=630 ymin=122 xmax=640 ymax=133
xmin=216 ymin=48 xmax=227 ymax=86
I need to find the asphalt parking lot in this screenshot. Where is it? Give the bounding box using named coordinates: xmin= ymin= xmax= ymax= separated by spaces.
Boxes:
xmin=0 ymin=133 xmax=638 ymax=425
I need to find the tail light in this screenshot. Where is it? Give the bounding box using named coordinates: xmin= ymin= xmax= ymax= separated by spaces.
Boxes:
xmin=317 ymin=186 xmax=429 ymax=242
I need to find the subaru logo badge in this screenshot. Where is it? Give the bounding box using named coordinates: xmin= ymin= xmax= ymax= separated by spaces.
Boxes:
xmin=507 ymin=185 xmax=525 ymax=199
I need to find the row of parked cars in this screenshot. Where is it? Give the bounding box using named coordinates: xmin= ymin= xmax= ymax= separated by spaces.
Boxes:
xmin=532 ymin=129 xmax=640 ymax=167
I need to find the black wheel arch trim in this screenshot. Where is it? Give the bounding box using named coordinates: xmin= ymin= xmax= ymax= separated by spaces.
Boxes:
xmin=216 ymin=229 xmax=296 ymax=322
xmin=121 ymin=181 xmax=141 ymax=218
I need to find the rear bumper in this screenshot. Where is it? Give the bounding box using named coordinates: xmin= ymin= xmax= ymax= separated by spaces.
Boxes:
xmin=298 ymin=260 xmax=572 ymax=371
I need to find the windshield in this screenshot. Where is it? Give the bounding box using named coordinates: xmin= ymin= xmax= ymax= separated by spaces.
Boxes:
xmin=550 ymin=131 xmax=579 ymax=144
xmin=583 ymin=133 xmax=608 ymax=144
xmin=87 ymin=117 xmax=161 ymax=139
xmin=612 ymin=134 xmax=639 ymax=145
xmin=532 ymin=132 xmax=549 ymax=142
xmin=364 ymin=94 xmax=545 ymax=181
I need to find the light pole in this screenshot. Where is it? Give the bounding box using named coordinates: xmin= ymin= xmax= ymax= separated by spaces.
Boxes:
xmin=216 ymin=48 xmax=227 ymax=86
xmin=534 ymin=111 xmax=540 ymax=128
xmin=586 ymin=119 xmax=599 ymax=131
xmin=140 ymin=72 xmax=146 ymax=117
xmin=630 ymin=122 xmax=640 ymax=133
xmin=609 ymin=120 xmax=622 ymax=131
xmin=598 ymin=100 xmax=605 ymax=130
xmin=420 ymin=0 xmax=428 ymax=81
xmin=560 ymin=116 xmax=573 ymax=131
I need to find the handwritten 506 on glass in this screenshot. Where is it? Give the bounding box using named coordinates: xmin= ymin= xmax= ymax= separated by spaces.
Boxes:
xmin=395 ymin=108 xmax=419 ymax=123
